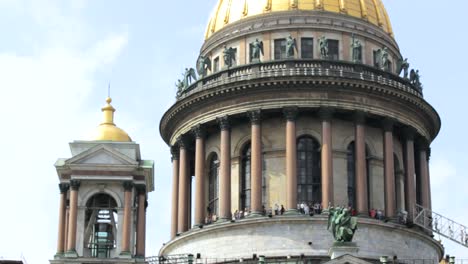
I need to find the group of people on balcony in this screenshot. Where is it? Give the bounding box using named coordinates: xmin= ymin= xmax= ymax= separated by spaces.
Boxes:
xmin=298 ymin=202 xmax=323 ymax=216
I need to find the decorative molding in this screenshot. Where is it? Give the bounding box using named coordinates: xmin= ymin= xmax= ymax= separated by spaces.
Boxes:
xmin=70 ymin=180 xmax=80 ymax=191
xmin=123 ymin=181 xmax=134 ymax=192
xmin=59 ymin=183 xmax=69 ymax=194
xmin=191 ymin=124 xmax=206 ymax=139
xmin=283 ymin=107 xmax=299 ymax=121
xmin=248 ymin=109 xmax=261 ymax=124
xmin=171 ymin=146 xmax=180 ymax=161
xmin=217 ymin=115 xmax=230 ymax=131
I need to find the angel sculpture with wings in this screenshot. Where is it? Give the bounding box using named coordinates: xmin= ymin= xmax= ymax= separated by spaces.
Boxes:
xmin=183 ymin=68 xmax=197 ymax=89
xmin=397 ymin=58 xmax=410 ymax=79
xmin=223 ymin=45 xmax=236 ymax=67
xmin=328 ymin=206 xmax=358 ymax=242
xmin=410 ymin=69 xmax=422 ymax=89
xmin=250 ymin=39 xmax=264 ymax=62
xmin=375 ymin=47 xmax=390 ymax=71
xmin=197 ymin=55 xmax=212 ymax=78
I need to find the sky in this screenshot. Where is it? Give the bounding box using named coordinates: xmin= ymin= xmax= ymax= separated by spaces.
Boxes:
xmin=0 ymin=0 xmax=466 ymax=263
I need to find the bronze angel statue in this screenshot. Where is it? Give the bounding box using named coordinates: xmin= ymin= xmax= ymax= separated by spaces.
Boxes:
xmin=410 ymin=69 xmax=422 ymax=89
xmin=183 ymin=68 xmax=197 ymax=90
xmin=328 ymin=206 xmax=358 ymax=242
xmin=375 ymin=47 xmax=390 ymax=71
xmin=223 ymin=45 xmax=236 ymax=67
xmin=286 ymin=35 xmax=297 ymax=58
xmin=250 ymin=39 xmax=264 ymax=62
xmin=318 ymin=35 xmax=329 ymax=59
xmin=396 ymin=58 xmax=410 ymax=79
xmin=197 ymin=55 xmax=212 ymax=77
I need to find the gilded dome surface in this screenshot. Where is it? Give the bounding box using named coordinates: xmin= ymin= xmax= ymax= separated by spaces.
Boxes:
xmin=91 ymin=97 xmax=132 ymax=142
xmin=205 ymin=0 xmax=393 ymax=39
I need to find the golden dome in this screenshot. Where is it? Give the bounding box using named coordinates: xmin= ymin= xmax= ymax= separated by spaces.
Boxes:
xmin=205 ymin=0 xmax=393 ymax=39
xmin=91 ymin=97 xmax=132 ymax=142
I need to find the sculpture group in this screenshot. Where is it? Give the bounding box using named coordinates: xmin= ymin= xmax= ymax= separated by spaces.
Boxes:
xmin=175 ymin=36 xmax=424 ymax=98
xmin=328 ymin=206 xmax=358 ymax=243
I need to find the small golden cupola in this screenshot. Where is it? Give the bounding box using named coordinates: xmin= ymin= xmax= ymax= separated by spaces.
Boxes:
xmin=92 ymin=97 xmax=132 ymax=142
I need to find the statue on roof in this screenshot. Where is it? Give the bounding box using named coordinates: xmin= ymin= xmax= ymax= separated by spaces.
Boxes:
xmin=351 ymin=34 xmax=362 ymax=63
xmin=375 ymin=47 xmax=390 ymax=71
xmin=318 ymin=35 xmax=329 ymax=60
xmin=410 ymin=69 xmax=422 ymax=90
xmin=328 ymin=206 xmax=358 ymax=242
xmin=286 ymin=35 xmax=297 ymax=58
xmin=197 ymin=55 xmax=212 ymax=78
xmin=183 ymin=68 xmax=197 ymax=88
xmin=223 ymin=45 xmax=236 ymax=67
xmin=397 ymin=58 xmax=410 ymax=79
xmin=175 ymin=79 xmax=184 ymax=98
xmin=250 ymin=39 xmax=264 ymax=62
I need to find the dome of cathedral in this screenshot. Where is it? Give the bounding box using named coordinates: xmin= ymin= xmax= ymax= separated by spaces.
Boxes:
xmin=91 ymin=97 xmax=132 ymax=142
xmin=205 ymin=0 xmax=393 ymax=39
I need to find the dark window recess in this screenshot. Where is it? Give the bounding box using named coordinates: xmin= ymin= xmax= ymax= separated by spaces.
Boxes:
xmin=297 ymin=136 xmax=321 ymax=204
xmin=241 ymin=143 xmax=251 ymax=211
xmin=328 ymin=39 xmax=339 ymax=61
xmin=274 ymin=39 xmax=287 ymax=60
xmin=301 ymin=38 xmax=314 ymax=59
xmin=208 ymin=154 xmax=219 ymax=216
xmin=213 ymin=57 xmax=220 ymax=73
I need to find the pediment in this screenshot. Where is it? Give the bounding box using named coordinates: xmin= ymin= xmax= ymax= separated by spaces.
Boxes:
xmin=66 ymin=144 xmax=138 ymax=166
xmin=324 ymin=254 xmax=373 ymax=264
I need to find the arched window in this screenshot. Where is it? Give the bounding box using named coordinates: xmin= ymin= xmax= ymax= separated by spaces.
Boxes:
xmin=297 ymin=136 xmax=321 ymax=205
xmin=347 ymin=142 xmax=370 ymax=209
xmin=240 ymin=143 xmax=251 ymax=211
xmin=208 ymin=153 xmax=219 ymax=216
xmin=85 ymin=193 xmax=118 ymax=258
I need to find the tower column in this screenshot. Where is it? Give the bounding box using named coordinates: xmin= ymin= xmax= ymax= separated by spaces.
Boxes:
xmin=383 ymin=120 xmax=396 ymax=218
xmin=284 ymin=107 xmax=298 ymax=213
xmin=249 ymin=110 xmax=263 ymax=216
xmin=56 ymin=183 xmax=69 ymax=256
xmin=355 ymin=112 xmax=368 ymax=215
xmin=178 ymin=139 xmax=189 ymax=232
xmin=121 ymin=181 xmax=133 ymax=255
xmin=136 ymin=185 xmax=146 ymax=258
xmin=193 ymin=125 xmax=206 ymax=226
xmin=66 ymin=180 xmax=80 ymax=255
xmin=170 ymin=147 xmax=179 ymax=239
xmin=418 ymin=142 xmax=431 ymax=210
xmin=404 ymin=130 xmax=416 ymax=221
xmin=218 ymin=116 xmax=231 ymax=221
xmin=320 ymin=108 xmax=334 ymax=208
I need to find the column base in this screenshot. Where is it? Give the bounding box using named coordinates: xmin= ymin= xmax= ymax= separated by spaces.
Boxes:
xmin=328 ymin=242 xmax=359 ymax=260
xmin=247 ymin=211 xmax=264 ymax=218
xmin=284 ymin=209 xmax=299 ymax=215
xmin=217 ymin=217 xmax=232 ymax=223
xmin=53 ymin=252 xmax=64 ymax=259
xmin=119 ymin=251 xmax=132 ymax=259
xmin=64 ymin=250 xmax=78 ymax=258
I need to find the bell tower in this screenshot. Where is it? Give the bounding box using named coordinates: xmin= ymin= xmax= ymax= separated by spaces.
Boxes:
xmin=50 ymin=97 xmax=154 ymax=264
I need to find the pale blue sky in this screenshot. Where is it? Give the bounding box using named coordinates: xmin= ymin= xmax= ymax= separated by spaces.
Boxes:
xmin=0 ymin=1 xmax=466 ymax=263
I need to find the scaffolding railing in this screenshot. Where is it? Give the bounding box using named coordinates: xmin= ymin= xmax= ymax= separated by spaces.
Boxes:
xmin=413 ymin=204 xmax=468 ymax=249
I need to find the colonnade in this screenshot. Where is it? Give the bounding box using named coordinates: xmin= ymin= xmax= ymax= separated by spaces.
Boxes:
xmin=55 ymin=181 xmax=148 ymax=258
xmin=169 ymin=109 xmax=433 ymax=239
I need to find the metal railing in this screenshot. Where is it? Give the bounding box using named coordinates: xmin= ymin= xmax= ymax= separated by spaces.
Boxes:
xmin=413 ymin=204 xmax=468 ymax=249
xmin=177 ymin=59 xmax=422 ymax=100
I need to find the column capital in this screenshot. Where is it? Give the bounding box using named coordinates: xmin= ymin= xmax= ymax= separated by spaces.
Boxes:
xmin=70 ymin=180 xmax=80 ymax=191
xmin=171 ymin=146 xmax=180 ymax=161
xmin=382 ymin=118 xmax=394 ymax=132
xmin=319 ymin=107 xmax=334 ymax=121
xmin=135 ymin=184 xmax=146 ymax=195
xmin=123 ymin=181 xmax=134 ymax=192
xmin=248 ymin=109 xmax=262 ymax=124
xmin=217 ymin=115 xmax=230 ymax=131
xmin=402 ymin=127 xmax=416 ymax=140
xmin=353 ymin=111 xmax=367 ymax=124
xmin=59 ymin=183 xmax=70 ymax=194
xmin=177 ymin=136 xmax=189 ymax=149
xmin=283 ymin=106 xmax=299 ymax=121
xmin=416 ymin=137 xmax=430 ymax=151
xmin=191 ymin=124 xmax=206 ymax=139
